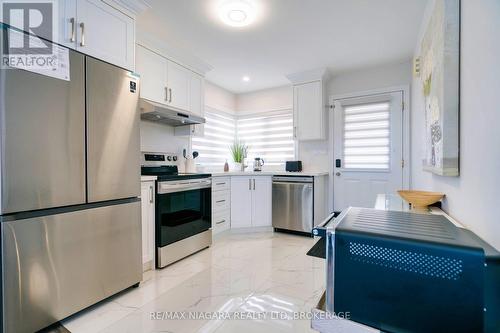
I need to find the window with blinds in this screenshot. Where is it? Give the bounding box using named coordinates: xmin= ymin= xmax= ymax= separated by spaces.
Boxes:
xmin=343 ymin=102 xmax=391 ymax=169
xmin=237 ymin=111 xmax=295 ymax=167
xmin=192 ymin=108 xmax=236 ymax=167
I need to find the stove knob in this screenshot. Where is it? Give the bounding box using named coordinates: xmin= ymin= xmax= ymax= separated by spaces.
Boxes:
xmin=167 ymin=156 xmax=172 ymax=161
xmin=172 ymin=156 xmax=178 ymax=162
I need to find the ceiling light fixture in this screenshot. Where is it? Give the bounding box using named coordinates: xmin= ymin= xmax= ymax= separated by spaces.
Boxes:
xmin=242 ymin=76 xmax=250 ymax=82
xmin=218 ymin=0 xmax=256 ymax=27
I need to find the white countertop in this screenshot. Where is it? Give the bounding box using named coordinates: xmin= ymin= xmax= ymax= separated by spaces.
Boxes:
xmin=140 ymin=175 xmax=157 ymax=182
xmin=210 ymin=170 xmax=329 ymax=177
xmin=141 ymin=172 xmax=327 ymax=181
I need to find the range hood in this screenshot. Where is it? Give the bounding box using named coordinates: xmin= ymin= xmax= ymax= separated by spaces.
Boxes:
xmin=139 ymin=99 xmax=205 ymax=126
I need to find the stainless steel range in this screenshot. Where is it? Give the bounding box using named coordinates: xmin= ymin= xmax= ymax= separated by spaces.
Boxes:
xmin=141 ymin=152 xmax=212 ymax=268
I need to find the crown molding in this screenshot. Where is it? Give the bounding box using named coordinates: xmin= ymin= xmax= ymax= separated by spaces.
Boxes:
xmin=286 ymin=67 xmax=330 ymax=85
xmin=111 ymin=0 xmax=151 ymax=15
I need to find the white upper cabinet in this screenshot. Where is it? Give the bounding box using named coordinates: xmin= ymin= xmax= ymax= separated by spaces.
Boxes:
xmin=166 ymin=61 xmax=190 ymax=111
xmin=287 ymin=68 xmax=328 ymax=141
xmin=189 ymin=72 xmax=204 ymax=117
xmin=76 ymin=0 xmax=135 ymax=70
xmin=136 ymin=45 xmax=168 ymax=103
xmin=135 ymin=44 xmax=206 ymax=117
xmin=293 ymin=81 xmax=325 ymax=140
xmin=58 ymin=0 xmax=78 ymax=49
xmin=56 ymin=0 xmax=136 ymax=70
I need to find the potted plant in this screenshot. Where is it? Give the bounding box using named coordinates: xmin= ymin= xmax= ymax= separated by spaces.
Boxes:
xmin=229 ymin=141 xmax=248 ymax=171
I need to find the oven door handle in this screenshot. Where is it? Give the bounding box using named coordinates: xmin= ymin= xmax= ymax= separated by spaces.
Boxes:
xmin=158 ymin=181 xmax=211 ymax=194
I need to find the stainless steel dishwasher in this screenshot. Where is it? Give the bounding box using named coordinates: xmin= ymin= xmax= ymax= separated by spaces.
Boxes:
xmin=272 ymin=176 xmax=313 ymax=233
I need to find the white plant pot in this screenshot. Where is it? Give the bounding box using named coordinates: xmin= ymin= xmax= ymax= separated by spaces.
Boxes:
xmin=233 ymin=162 xmax=243 ymax=171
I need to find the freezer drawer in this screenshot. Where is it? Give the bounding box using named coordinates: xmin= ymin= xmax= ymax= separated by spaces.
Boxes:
xmin=272 ymin=178 xmax=313 ymax=233
xmin=86 ymin=57 xmax=141 ymax=202
xmin=0 ymin=48 xmax=86 ymax=214
xmin=1 ymin=200 xmax=142 ymax=333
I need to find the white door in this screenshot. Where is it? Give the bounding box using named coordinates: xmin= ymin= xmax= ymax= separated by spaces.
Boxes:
xmin=189 ymin=72 xmax=204 ymax=116
xmin=230 ymin=177 xmax=252 ymax=228
xmin=140 ymin=181 xmax=155 ymax=267
xmin=57 ymin=0 xmax=78 ymax=49
xmin=251 ymin=177 xmax=272 ymax=227
xmin=333 ymin=91 xmax=404 ymax=211
xmin=136 ymin=45 xmax=168 ymax=103
xmin=76 ymin=0 xmax=135 ymax=70
xmin=189 ymin=72 xmax=205 ymax=136
xmin=294 ymin=80 xmax=325 ymax=140
xmin=167 ymin=60 xmax=190 ymax=111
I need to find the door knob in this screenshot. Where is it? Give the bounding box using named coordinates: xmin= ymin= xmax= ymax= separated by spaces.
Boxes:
xmin=335 ymin=172 xmax=341 ymax=176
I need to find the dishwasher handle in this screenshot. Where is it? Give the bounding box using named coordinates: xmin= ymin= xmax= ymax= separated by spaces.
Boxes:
xmin=272 ymin=176 xmax=313 ymax=183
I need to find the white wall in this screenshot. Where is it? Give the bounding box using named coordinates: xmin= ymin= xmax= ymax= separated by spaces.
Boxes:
xmin=304 ymin=61 xmax=412 ymax=174
xmin=411 ymin=0 xmax=500 ymax=249
xmin=327 ymin=60 xmax=412 ymax=96
xmin=236 ymin=85 xmax=292 ymax=114
xmin=140 ymin=82 xmax=235 ymax=173
xmin=140 ymin=121 xmax=190 ymax=171
xmin=205 ymin=81 xmax=237 ymax=114
xmin=223 ymin=62 xmax=412 ymax=173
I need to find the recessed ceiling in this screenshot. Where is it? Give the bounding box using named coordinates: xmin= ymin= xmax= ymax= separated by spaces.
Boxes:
xmin=137 ymin=0 xmax=428 ymax=93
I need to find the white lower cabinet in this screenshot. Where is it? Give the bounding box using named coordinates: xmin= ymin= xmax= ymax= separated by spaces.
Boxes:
xmin=251 ymin=177 xmax=273 ymax=227
xmin=212 ymin=177 xmax=231 ymax=235
xmin=140 ymin=180 xmax=155 ymax=271
xmin=230 ymin=176 xmax=272 ymax=228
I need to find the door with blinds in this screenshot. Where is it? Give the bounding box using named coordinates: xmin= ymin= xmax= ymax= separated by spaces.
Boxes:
xmin=333 ymin=92 xmax=403 ymax=211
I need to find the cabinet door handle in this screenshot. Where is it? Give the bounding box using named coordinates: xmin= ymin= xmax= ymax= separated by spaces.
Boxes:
xmin=215 ymin=182 xmax=226 ymax=186
xmin=69 ymin=18 xmax=76 ymax=42
xmin=79 ymin=22 xmax=85 ymax=46
xmin=248 ymin=179 xmax=251 ymax=190
xmin=169 ymin=88 xmax=172 ymax=103
xmin=293 ymin=126 xmax=297 ymax=138
xmin=216 ymin=219 xmax=226 ymax=225
xmin=253 ymin=179 xmax=255 ymax=190
xmin=216 ymin=199 xmax=226 ymax=203
xmin=149 ymin=185 xmax=154 ymax=203
xmin=164 ymin=87 xmax=168 ymax=102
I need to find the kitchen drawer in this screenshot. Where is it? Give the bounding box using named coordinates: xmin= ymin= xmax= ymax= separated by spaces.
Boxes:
xmin=212 ymin=190 xmax=230 ymax=212
xmin=213 ymin=209 xmax=230 ymax=234
xmin=212 ymin=177 xmax=230 ymax=192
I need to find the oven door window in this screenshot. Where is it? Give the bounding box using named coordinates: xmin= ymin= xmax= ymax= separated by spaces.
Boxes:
xmin=156 ymin=188 xmax=211 ymax=247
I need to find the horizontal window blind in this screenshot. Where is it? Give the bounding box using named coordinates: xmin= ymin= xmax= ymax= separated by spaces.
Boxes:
xmin=192 ymin=109 xmax=236 ymax=167
xmin=343 ymin=102 xmax=390 ymax=169
xmin=237 ymin=111 xmax=295 ymax=166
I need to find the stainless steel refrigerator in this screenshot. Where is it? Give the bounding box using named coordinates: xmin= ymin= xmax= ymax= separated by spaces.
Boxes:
xmin=0 ymin=32 xmax=142 ymax=332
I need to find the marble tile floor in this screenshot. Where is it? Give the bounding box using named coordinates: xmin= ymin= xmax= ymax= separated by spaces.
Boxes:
xmin=61 ymin=231 xmax=326 ymax=333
